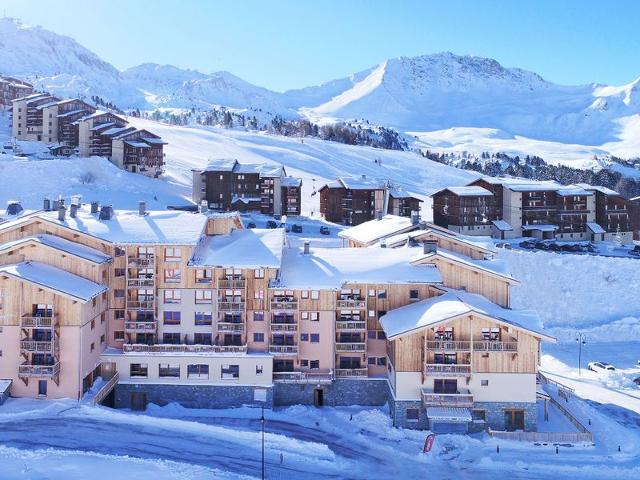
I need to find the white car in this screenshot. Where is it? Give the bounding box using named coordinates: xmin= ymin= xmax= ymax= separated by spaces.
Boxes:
xmin=588 ymin=361 xmax=616 ymax=373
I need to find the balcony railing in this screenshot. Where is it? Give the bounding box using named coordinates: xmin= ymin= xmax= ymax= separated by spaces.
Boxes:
xmin=128 ymin=256 xmax=155 ymax=267
xmin=473 ymin=341 xmax=518 ymax=352
xmin=421 ymin=388 xmax=474 ymax=408
xmin=217 ymin=301 xmax=245 ymax=311
xmin=20 ymin=340 xmax=56 ymax=354
xmin=426 ymin=340 xmax=471 ymax=351
xmin=217 ymin=322 xmax=245 ymax=333
xmin=336 ymin=321 xmax=366 ymax=331
xmin=270 ymin=323 xmax=298 ymax=332
xmin=20 ymin=315 xmax=54 ymax=328
xmin=218 ymin=279 xmax=246 ymax=289
xmin=337 ymin=299 xmax=366 ymax=309
xmin=335 ymin=368 xmax=368 ymax=378
xmin=123 ymin=343 xmax=247 ymax=354
xmin=424 ymin=363 xmax=471 ymax=376
xmin=335 ymin=342 xmax=366 ymax=352
xmin=269 ymin=345 xmax=298 ymax=355
xmin=18 ymin=362 xmax=60 ymax=378
xmin=271 ymin=300 xmax=298 ymax=311
xmin=127 ymin=278 xmax=155 ymax=288
xmin=124 ymin=321 xmax=156 ymax=332
xmin=127 ymin=300 xmax=155 ymax=310
xmin=273 ymin=370 xmax=333 ymax=383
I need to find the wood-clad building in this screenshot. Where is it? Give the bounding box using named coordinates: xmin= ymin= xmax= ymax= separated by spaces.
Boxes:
xmin=432 ymin=186 xmax=497 ymax=235
xmin=0 ymin=75 xmax=33 ymax=110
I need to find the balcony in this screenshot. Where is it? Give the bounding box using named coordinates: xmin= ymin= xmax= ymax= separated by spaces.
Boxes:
xmin=20 ymin=340 xmax=56 ymax=354
xmin=20 ymin=315 xmax=54 ymax=329
xmin=127 ymin=299 xmax=155 ymax=310
xmin=217 ymin=301 xmax=245 ymax=311
xmin=218 ymin=278 xmax=246 ymax=289
xmin=269 ymin=345 xmax=298 ymax=355
xmin=217 ymin=322 xmax=245 ymax=333
xmin=124 ymin=321 xmax=156 ymax=333
xmin=424 ymin=363 xmax=471 ymax=376
xmin=473 ymin=341 xmax=517 ymax=352
xmin=127 ymin=278 xmax=155 ymax=288
xmin=271 ymin=300 xmax=298 ymax=311
xmin=273 ymin=370 xmax=333 ymax=383
xmin=335 ymin=368 xmax=368 ymax=378
xmin=337 ymin=299 xmax=366 ymax=309
xmin=123 ymin=343 xmax=247 ymax=354
xmin=335 ymin=342 xmax=366 ymax=353
xmin=425 ymin=340 xmax=471 ymax=351
xmin=18 ymin=362 xmax=60 ymax=378
xmin=270 ymin=323 xmax=298 ymax=332
xmin=128 ymin=256 xmax=155 ymax=267
xmin=421 ymin=388 xmax=474 ymax=408
xmin=336 ymin=321 xmax=366 ymax=331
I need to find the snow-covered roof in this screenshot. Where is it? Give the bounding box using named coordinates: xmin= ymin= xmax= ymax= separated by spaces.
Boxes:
xmin=11 ymin=93 xmax=48 ymax=103
xmin=277 ymin=245 xmax=442 ymax=289
xmin=141 ymin=137 xmax=167 ymax=145
xmin=426 ymin=407 xmax=472 ymax=422
xmin=89 ymin=122 xmax=116 ymax=131
xmin=507 ymin=183 xmax=562 ymax=192
xmin=0 ymin=208 xmax=208 ymax=245
xmin=57 ymin=108 xmax=89 ymax=118
xmin=574 ymin=183 xmax=620 ymax=196
xmin=202 ymin=159 xmax=238 ymax=172
xmin=443 ymin=186 xmax=494 ymax=197
xmin=384 ymin=228 xmax=494 ymax=254
xmin=586 ymin=222 xmax=606 ymax=234
xmin=125 ymin=140 xmax=151 ymax=149
xmin=338 ymin=214 xmax=418 ymax=245
xmin=281 ymin=176 xmax=302 ymax=188
xmin=380 ymin=290 xmax=553 ymax=341
xmin=0 ymin=261 xmax=107 ymax=302
xmin=556 ymin=185 xmax=593 ymax=196
xmin=389 ymin=187 xmax=420 ymax=200
xmin=231 ymin=196 xmax=261 ymax=204
xmin=522 ymin=224 xmax=558 ymax=232
xmin=492 ymin=219 xmax=513 ymax=231
xmin=0 ymin=234 xmax=111 ymax=264
xmin=102 ymin=126 xmax=134 ymax=137
xmin=412 ymin=248 xmax=517 ymax=283
xmin=189 ymin=228 xmax=284 ymax=269
xmin=339 ymin=176 xmax=385 ymax=190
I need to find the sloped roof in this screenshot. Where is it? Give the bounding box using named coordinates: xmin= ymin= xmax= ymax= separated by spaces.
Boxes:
xmin=411 ymin=248 xmax=517 ymax=283
xmin=338 ymin=214 xmax=418 ymax=245
xmin=0 ymin=234 xmax=111 ymax=264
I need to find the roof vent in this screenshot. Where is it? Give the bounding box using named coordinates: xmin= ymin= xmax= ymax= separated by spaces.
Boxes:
xmin=71 ymin=194 xmax=82 ymax=206
xmin=138 ymin=201 xmax=147 ymax=216
xmin=99 ymin=205 xmax=113 ymax=220
xmin=376 ymin=210 xmax=383 ymax=221
xmin=361 ymin=174 xmax=366 ymax=180
xmin=6 ymin=200 xmax=23 ymax=216
xmin=58 ymin=205 xmax=66 ymax=222
xmin=43 ymin=198 xmax=51 ymax=211
xmin=380 ymin=239 xmax=387 ymax=248
xmin=70 ymin=203 xmax=78 ymax=218
xmin=423 ymin=240 xmax=437 ymax=255
xmin=90 ymin=201 xmax=99 ymax=214
xmin=303 ymin=241 xmax=310 ymax=255
xmin=411 ymin=211 xmax=420 ymax=225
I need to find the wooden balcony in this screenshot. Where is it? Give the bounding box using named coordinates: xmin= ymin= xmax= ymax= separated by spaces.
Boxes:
xmin=335 ymin=342 xmax=366 ymax=353
xmin=337 ymin=299 xmax=366 ymax=309
xmin=424 ymin=363 xmax=471 ymax=376
xmin=335 ymin=368 xmax=368 ymax=378
xmin=127 ymin=256 xmax=155 ymax=267
xmin=20 ymin=315 xmax=54 ymax=329
xmin=273 ymin=370 xmax=333 ymax=383
xmin=18 ymin=362 xmax=60 ymax=378
xmin=218 ymin=278 xmax=246 ymax=289
xmin=271 ymin=300 xmax=298 ymax=311
xmin=123 ymin=343 xmax=247 ymax=354
xmin=127 ymin=299 xmax=155 ymax=310
xmin=426 ymin=340 xmax=471 ymax=351
xmin=336 ymin=321 xmax=366 ymax=331
xmin=127 ymin=278 xmax=155 ymax=288
xmin=270 ymin=323 xmax=298 ymax=332
xmin=217 ymin=301 xmax=245 ymax=311
xmin=473 ymin=341 xmax=518 ymax=352
xmin=269 ymin=345 xmax=298 ymax=355
xmin=217 ymin=322 xmax=245 ymax=333
xmin=124 ymin=321 xmax=156 ymax=333
xmin=421 ymin=388 xmax=474 ymax=408
xmin=20 ymin=340 xmax=56 ymax=354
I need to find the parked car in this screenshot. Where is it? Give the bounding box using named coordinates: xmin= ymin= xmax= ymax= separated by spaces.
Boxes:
xmin=291 ymin=224 xmax=303 ymax=233
xmin=319 ymin=226 xmax=330 ymax=235
xmin=266 ymin=220 xmax=278 ymax=229
xmin=246 ymin=222 xmax=256 ymax=229
xmin=519 ymin=240 xmax=536 ymax=249
xmin=588 ymin=361 xmax=616 ymax=372
xmin=535 ymin=242 xmax=549 ymax=250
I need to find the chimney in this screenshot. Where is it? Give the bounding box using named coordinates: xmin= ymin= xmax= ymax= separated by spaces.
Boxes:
xmin=380 ymin=239 xmax=387 ymax=249
xmin=411 ymin=211 xmax=420 ymax=225
xmin=43 ymin=198 xmax=50 ymax=211
xmin=99 ymin=205 xmax=113 ymax=221
xmin=71 ymin=194 xmax=82 ymax=206
xmin=376 ymin=210 xmax=383 ymax=221
xmin=303 ymin=241 xmax=310 ymax=255
xmin=423 ymin=240 xmax=437 ymax=255
xmin=138 ymin=201 xmax=146 ymax=216
xmin=57 ymin=205 xmax=66 ymax=222
xmin=199 ymin=200 xmax=208 ymax=213
xmin=52 ymin=200 xmax=60 ymax=211
xmin=361 ymin=174 xmax=366 ymax=180
xmin=90 ymin=201 xmax=99 ymax=214
xmin=70 ymin=203 xmax=78 ymax=218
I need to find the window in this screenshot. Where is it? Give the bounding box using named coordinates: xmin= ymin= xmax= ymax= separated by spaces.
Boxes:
xmin=310 ymin=290 xmax=319 ymax=300
xmin=253 ymin=311 xmax=264 ymax=322
xmin=301 ymin=311 xmax=308 ymax=320
xmin=90 ymin=319 xmax=95 ymax=330
xmin=164 ymin=269 xmax=181 ymax=283
xmin=164 ymin=247 xmax=181 ymax=262
xmin=368 ymin=331 xmax=376 ymax=339
xmin=115 ymin=268 xmax=125 ymax=277
xmin=195 ymin=269 xmax=212 ymax=283
xmin=163 ymin=333 xmax=181 ymax=344
xmin=377 ymin=289 xmax=386 ymax=299
xmin=164 ymin=290 xmax=181 ymax=304
xmin=301 ymin=290 xmax=309 ymax=299
xmin=115 ymin=310 xmax=125 ymax=319
xmin=222 ymin=364 xmax=240 ymax=379
xmin=254 ymin=290 xmax=264 ymax=300
xmin=310 ymin=312 xmax=319 ymax=321
xmin=159 ymin=364 xmax=180 ymax=378
xmin=481 ymin=379 xmax=489 ymax=386
xmin=187 ymin=364 xmax=209 ymax=379
xmin=115 ymin=247 xmax=125 ymax=257
xmin=256 ymin=364 xmax=263 ymax=376
xmin=193 ymin=333 xmax=212 ymax=345
xmin=195 ymin=311 xmax=213 ymax=326
xmin=377 ymin=357 xmax=386 ymax=366
xmin=368 ymin=357 xmax=376 ymax=365
xmin=406 ymin=408 xmax=420 ymax=421
xmin=410 ymin=289 xmax=419 ymax=300
xmin=253 ymin=332 xmax=265 ymax=342
xmin=100 ymin=334 xmax=106 ymax=344
xmin=130 ymin=363 xmax=148 ymax=377
xmin=300 ymin=359 xmax=309 ymax=367
xmin=114 ymin=331 xmax=125 ymax=341
xmin=195 ymin=290 xmax=213 ymax=304
xmin=310 ymin=333 xmax=320 ymax=343
xmin=163 ymin=311 xmax=181 ymax=325
xmin=101 ymin=313 xmax=106 ymax=324
xmin=377 ymin=331 xmax=386 ymax=340
xmin=310 ymin=360 xmax=320 ymax=369
xmin=90 ymin=342 xmax=95 ymax=352
xmin=255 ymin=269 xmax=265 ymax=279
xmin=301 ymin=333 xmax=309 ymax=342
xmin=368 ymin=310 xmax=375 ymax=318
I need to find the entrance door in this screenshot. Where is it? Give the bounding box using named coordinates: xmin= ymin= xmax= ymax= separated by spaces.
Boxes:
xmin=504 ymin=409 xmax=525 ymax=431
xmin=38 ymin=380 xmax=47 ymax=396
xmin=130 ymin=392 xmax=147 ymax=411
xmin=313 ymin=388 xmax=324 ymax=407
xmin=434 ymin=379 xmax=457 ymax=394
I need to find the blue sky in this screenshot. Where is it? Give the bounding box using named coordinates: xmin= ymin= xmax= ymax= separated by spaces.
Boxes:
xmin=3 ymin=0 xmax=640 ymax=91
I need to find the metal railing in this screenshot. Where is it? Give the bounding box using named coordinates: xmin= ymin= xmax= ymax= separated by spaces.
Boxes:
xmin=335 ymin=368 xmax=368 ymax=378
xmin=20 ymin=315 xmax=54 ymax=328
xmin=18 ymin=362 xmax=60 ymax=378
xmin=273 ymin=370 xmax=334 ymax=383
xmin=270 ymin=323 xmax=298 ymax=332
xmin=335 ymin=342 xmax=366 ymax=352
xmin=217 ymin=322 xmax=245 ymax=333
xmin=336 ymin=321 xmax=366 ymax=330
xmin=92 ymin=372 xmax=120 ymax=406
xmin=123 ymin=343 xmax=247 ymax=354
xmin=124 ymin=321 xmax=156 ymax=332
xmin=269 ymin=345 xmax=298 ymax=354
xmin=127 ymin=256 xmax=155 ymax=267
xmin=271 ymin=300 xmax=298 ymax=311
xmin=426 ymin=340 xmax=471 ymax=351
xmin=218 ymin=279 xmax=246 ymax=289
xmin=424 ymin=363 xmax=471 ymax=376
xmin=217 ymin=301 xmax=245 ymax=311
xmin=473 ymin=341 xmax=518 ymax=352
xmin=421 ymin=388 xmax=474 ymax=407
xmin=127 ymin=278 xmax=155 ymax=288
xmin=20 ymin=340 xmax=56 ymax=353
xmin=337 ymin=299 xmax=366 ymax=309
xmin=127 ymin=300 xmax=155 ymax=310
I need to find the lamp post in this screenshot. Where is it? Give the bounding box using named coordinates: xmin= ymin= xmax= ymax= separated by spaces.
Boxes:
xmin=260 ymin=406 xmax=265 ymax=480
xmin=576 ymin=332 xmax=587 ymax=376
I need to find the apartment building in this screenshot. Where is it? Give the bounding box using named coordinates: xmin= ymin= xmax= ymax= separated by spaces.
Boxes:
xmin=319 ymin=176 xmax=422 ymax=226
xmin=433 ymin=177 xmax=633 ymax=243
xmin=39 ymin=98 xmax=96 ymax=146
xmin=192 ymin=159 xmax=302 ymax=217
xmin=11 ymin=93 xmax=60 ymax=141
xmin=0 ymin=201 xmax=552 ymax=433
xmin=0 ymin=76 xmax=33 ymax=110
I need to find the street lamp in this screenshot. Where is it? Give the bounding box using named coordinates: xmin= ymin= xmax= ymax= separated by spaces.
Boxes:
xmin=260 ymin=406 xmax=265 ymax=480
xmin=576 ymin=332 xmax=587 ymax=376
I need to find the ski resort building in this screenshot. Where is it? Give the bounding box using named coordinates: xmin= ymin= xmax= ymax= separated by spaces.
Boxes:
xmin=11 ymin=93 xmax=60 ymax=142
xmin=0 ymin=201 xmax=552 ymax=434
xmin=192 ymin=159 xmax=302 ymax=216
xmin=433 ymin=177 xmax=633 ymax=244
xmin=0 ymin=76 xmax=33 ymax=110
xmin=319 ymin=176 xmax=422 ymax=226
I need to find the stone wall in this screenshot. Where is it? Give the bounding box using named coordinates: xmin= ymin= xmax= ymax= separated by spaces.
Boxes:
xmin=273 ymin=378 xmax=389 ymax=407
xmin=474 ymin=401 xmax=537 ymax=431
xmin=114 ymin=383 xmax=273 ymax=410
xmin=388 ymin=397 xmax=428 ymax=430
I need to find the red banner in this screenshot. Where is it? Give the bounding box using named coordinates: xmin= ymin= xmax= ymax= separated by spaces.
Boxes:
xmin=423 ymin=434 xmax=436 ymax=453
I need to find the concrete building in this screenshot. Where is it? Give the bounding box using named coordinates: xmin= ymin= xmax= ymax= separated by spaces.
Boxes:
xmin=0 ymin=76 xmax=33 ymax=111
